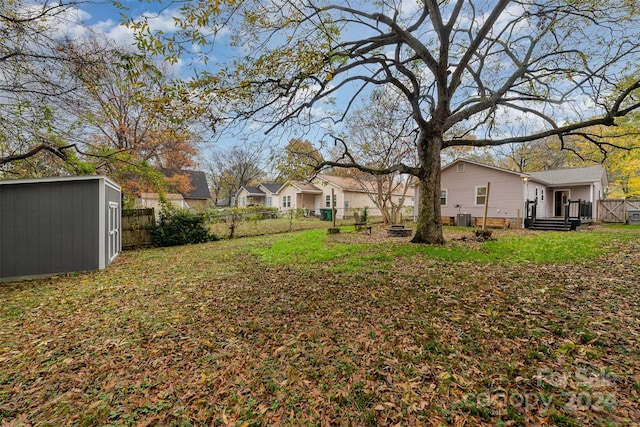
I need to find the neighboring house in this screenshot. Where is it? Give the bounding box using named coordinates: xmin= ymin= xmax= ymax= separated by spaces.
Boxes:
xmin=236 ymin=186 xmax=266 ymax=207
xmin=414 ymin=159 xmax=608 ymax=227
xmin=260 ymin=183 xmax=285 ymax=208
xmin=235 ymin=175 xmax=411 ymax=218
xmin=278 ymin=180 xmax=324 ymax=213
xmin=311 ymin=175 xmax=410 ymax=218
xmin=137 ymin=192 xmax=189 ymax=213
xmin=275 ymin=175 xmax=410 ymax=218
xmin=236 ymin=183 xmax=285 ymax=207
xmin=136 ymin=170 xmax=212 ymax=210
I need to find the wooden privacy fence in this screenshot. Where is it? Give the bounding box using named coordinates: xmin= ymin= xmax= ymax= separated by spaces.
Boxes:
xmin=122 ymin=208 xmax=155 ymax=249
xmin=598 ymin=199 xmax=640 ymax=223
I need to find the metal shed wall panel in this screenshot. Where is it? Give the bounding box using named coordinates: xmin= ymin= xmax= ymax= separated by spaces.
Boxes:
xmin=0 ymin=179 xmax=100 ymax=279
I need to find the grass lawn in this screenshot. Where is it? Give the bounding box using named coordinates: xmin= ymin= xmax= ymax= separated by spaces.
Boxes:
xmin=1 ymin=225 xmax=640 ymax=426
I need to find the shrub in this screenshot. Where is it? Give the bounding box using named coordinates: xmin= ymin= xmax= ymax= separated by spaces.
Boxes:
xmin=151 ymin=206 xmax=217 ymax=247
xmin=361 ymin=206 xmax=369 ymax=223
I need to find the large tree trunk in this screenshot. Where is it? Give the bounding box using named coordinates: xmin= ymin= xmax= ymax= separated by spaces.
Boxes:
xmin=411 ymin=137 xmax=444 ymax=244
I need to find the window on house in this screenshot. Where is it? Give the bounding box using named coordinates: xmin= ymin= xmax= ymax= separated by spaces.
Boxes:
xmin=325 ymin=195 xmax=336 ymax=207
xmin=266 ymin=196 xmax=272 ymax=207
xmin=541 ymin=189 xmax=544 ymax=201
xmin=282 ymin=196 xmax=291 ymax=208
xmin=475 ymin=186 xmax=487 ymax=205
xmin=440 ymin=189 xmax=447 ymax=206
xmin=457 ymin=163 xmax=465 ymax=173
xmin=398 ymin=197 xmax=404 ymax=205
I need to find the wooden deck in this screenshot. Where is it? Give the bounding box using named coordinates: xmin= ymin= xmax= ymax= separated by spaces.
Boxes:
xmin=525 ymin=199 xmax=593 ymax=231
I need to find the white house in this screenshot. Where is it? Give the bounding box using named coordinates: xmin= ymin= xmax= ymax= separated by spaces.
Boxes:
xmin=238 ymin=175 xmax=411 ymax=218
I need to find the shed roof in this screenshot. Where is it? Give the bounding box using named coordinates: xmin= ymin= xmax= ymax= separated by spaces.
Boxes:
xmin=0 ymin=175 xmax=120 ymax=190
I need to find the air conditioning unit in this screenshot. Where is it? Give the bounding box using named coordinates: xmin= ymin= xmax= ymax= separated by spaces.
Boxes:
xmin=456 ymin=213 xmax=472 ymax=227
xmin=628 ymin=209 xmax=640 ymax=225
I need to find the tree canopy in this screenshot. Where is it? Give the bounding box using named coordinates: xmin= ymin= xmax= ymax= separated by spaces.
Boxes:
xmin=131 ymin=0 xmax=640 ymax=243
xmin=271 ymin=138 xmax=323 ymax=182
xmin=0 ymin=2 xmax=207 ymax=202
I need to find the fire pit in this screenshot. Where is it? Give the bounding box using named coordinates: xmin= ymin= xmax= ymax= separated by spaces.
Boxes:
xmin=386 ymin=224 xmax=413 ymax=237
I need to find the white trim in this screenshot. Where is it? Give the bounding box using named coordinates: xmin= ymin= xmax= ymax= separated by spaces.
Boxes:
xmin=0 ymin=175 xmax=120 ymax=189
xmin=553 ymin=189 xmax=571 ymax=217
xmin=474 ymin=185 xmax=487 ymax=206
xmin=98 ymin=179 xmax=106 ymax=269
xmin=440 ymin=188 xmax=448 ymax=206
xmin=108 ymin=202 xmax=120 ymax=263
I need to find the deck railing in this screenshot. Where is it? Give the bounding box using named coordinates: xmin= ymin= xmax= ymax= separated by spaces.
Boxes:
xmin=525 ymin=198 xmax=538 ymax=221
xmin=525 ymin=198 xmax=592 ymax=229
xmin=565 ymin=200 xmax=593 ymax=222
xmin=524 ymin=198 xmax=538 ymax=228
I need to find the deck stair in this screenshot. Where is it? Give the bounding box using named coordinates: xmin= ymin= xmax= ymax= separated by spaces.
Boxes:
xmin=527 ymin=218 xmax=572 ymax=231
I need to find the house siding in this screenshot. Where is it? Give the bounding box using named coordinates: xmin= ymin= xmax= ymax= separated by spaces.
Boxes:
xmin=279 ymin=185 xmax=301 ymax=210
xmin=545 ymin=185 xmax=593 ymax=217
xmin=342 ymin=191 xmax=378 ymax=217
xmin=258 ymin=185 xmax=282 ymax=208
xmin=565 ymin=186 xmax=592 ymax=202
xmin=184 ymin=198 xmax=209 ymax=209
xmin=440 ymin=162 xmax=524 ymax=222
xmin=136 ymin=193 xmax=187 ymax=213
xmin=525 ymin=182 xmax=549 ymax=217
xmin=312 ymin=179 xmax=409 ymax=219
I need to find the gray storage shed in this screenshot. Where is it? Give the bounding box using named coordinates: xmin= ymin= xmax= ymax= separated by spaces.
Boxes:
xmin=0 ymin=175 xmax=121 ymax=282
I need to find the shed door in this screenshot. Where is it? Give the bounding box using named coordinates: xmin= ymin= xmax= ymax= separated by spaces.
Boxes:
xmin=108 ymin=202 xmax=120 ymax=262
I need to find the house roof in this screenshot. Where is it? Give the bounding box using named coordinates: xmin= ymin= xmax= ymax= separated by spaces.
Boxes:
xmin=527 ymin=165 xmax=607 ymax=186
xmin=162 ymin=169 xmax=212 ymax=200
xmin=289 ymin=181 xmax=323 ymax=193
xmin=315 ymin=174 xmax=408 ymax=195
xmin=259 ymin=183 xmax=285 ymax=194
xmin=316 ymin=175 xmax=365 ymax=192
xmin=445 ymin=159 xmax=607 ymax=187
xmin=443 ymin=158 xmax=528 ymax=178
xmin=240 ymin=186 xmax=265 ymax=196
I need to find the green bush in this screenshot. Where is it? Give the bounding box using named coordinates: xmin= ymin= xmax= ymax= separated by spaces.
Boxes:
xmin=361 ymin=206 xmax=369 ymax=223
xmin=151 ymin=207 xmax=217 ymax=247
